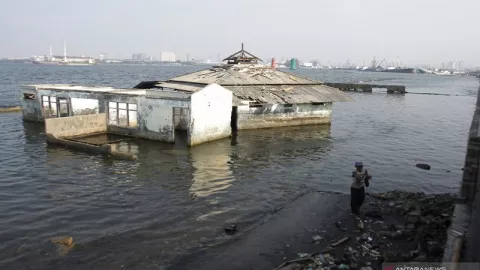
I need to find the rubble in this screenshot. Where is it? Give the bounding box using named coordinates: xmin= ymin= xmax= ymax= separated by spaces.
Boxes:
xmin=275 ymin=191 xmax=455 ymax=270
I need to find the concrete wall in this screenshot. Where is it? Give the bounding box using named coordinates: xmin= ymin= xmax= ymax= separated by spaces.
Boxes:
xmin=189 ymin=84 xmax=232 ymax=146
xmin=45 ymin=113 xmax=107 ymax=138
xmin=237 ymin=103 xmax=332 ymax=130
xmin=21 ymin=87 xmax=107 ymax=122
xmin=462 ymin=86 xmax=480 ymax=261
xmin=134 ymin=96 xmax=189 ymax=142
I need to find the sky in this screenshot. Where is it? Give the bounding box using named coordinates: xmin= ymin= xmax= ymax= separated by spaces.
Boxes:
xmin=1 ymin=0 xmax=479 ymax=66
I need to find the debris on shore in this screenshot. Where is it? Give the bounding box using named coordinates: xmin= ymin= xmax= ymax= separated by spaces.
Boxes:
xmin=275 ymin=191 xmax=455 ymax=270
xmin=51 ymin=236 xmax=75 ymax=256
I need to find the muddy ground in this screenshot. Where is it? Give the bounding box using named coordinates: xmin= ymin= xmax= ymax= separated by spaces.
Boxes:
xmin=168 ymin=190 xmax=456 ymax=270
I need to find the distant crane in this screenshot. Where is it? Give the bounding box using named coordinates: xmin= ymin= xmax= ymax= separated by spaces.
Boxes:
xmin=377 ymin=58 xmax=387 ymax=68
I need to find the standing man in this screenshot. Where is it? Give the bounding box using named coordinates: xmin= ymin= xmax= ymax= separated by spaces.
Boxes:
xmin=351 ymin=162 xmax=371 ymax=216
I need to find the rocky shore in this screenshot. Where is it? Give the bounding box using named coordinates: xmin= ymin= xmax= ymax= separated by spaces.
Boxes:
xmin=276 ymin=191 xmax=456 ymax=270
xmin=168 ymin=190 xmax=456 ymax=270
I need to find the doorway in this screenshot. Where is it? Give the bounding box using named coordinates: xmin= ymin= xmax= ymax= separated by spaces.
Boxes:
xmin=230 ymin=106 xmax=238 ymax=135
xmin=173 ymin=107 xmax=188 ymax=146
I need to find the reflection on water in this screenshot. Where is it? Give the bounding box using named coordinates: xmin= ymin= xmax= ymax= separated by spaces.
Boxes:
xmin=190 ymin=139 xmax=235 ymax=198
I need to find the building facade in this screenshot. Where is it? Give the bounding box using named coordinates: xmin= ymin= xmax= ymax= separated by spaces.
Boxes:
xmin=21 ymin=84 xmax=232 ymax=146
xmin=160 ymin=52 xmax=176 ymax=62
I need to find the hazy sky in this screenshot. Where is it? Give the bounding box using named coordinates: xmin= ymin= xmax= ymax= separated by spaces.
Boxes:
xmin=1 ymin=0 xmax=479 ymax=65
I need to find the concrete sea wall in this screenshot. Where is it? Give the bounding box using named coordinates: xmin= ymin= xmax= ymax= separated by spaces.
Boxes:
xmin=461 ymin=86 xmax=480 ymax=261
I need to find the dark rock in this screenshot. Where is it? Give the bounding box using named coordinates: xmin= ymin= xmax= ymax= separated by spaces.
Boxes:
xmin=224 ymin=224 xmax=237 ymax=234
xmin=405 ymin=211 xmax=421 ymax=223
xmin=350 ymin=263 xmax=359 ymax=270
xmin=427 ymin=242 xmax=444 ymax=258
xmin=383 ymin=251 xmax=404 ymax=262
xmin=409 ymin=250 xmax=420 ymax=258
xmin=416 ymin=163 xmax=431 ymax=170
xmin=365 ymin=209 xmax=383 ymax=219
xmin=412 ymin=254 xmax=428 ymax=262
xmin=402 ymin=230 xmax=414 ymax=237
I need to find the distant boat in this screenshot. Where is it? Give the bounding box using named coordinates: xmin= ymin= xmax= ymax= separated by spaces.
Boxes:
xmin=383 ymin=67 xmax=416 ymax=74
xmin=32 ymin=41 xmax=95 ymax=66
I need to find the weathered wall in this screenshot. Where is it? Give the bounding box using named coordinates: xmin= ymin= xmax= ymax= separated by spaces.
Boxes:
xmin=21 ymin=87 xmax=107 ymax=122
xmin=133 ymin=96 xmax=189 ymax=143
xmin=237 ymin=103 xmax=332 ymax=130
xmin=21 ymin=88 xmax=46 ymax=122
xmin=189 ymin=84 xmax=232 ymax=146
xmin=45 ymin=113 xmax=107 ymax=138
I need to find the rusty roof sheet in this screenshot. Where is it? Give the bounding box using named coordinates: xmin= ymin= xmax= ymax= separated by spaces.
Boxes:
xmin=168 ymin=64 xmax=319 ymax=85
xmin=160 ymin=64 xmax=353 ymax=105
xmin=155 ymin=82 xmax=203 ymax=92
xmin=226 ymin=85 xmax=353 ymax=105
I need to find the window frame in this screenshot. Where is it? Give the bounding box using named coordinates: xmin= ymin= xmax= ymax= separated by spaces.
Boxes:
xmin=41 ymin=96 xmax=58 ymax=118
xmin=108 ymin=101 xmax=138 ymax=128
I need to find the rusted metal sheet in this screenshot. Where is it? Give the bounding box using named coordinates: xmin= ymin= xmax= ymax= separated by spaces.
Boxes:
xmin=155 ymin=82 xmax=203 ymax=92
xmin=164 ymin=64 xmax=352 ymax=105
xmin=168 ymin=64 xmax=318 ymax=85
xmin=227 ymin=85 xmax=353 ymax=105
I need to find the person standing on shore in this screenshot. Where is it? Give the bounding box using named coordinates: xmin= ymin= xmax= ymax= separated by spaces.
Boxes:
xmin=351 ymin=162 xmax=371 ymax=216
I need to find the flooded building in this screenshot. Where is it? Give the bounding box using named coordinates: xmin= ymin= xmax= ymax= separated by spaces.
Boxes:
xmin=136 ymin=45 xmax=352 ymax=131
xmin=21 ymin=83 xmax=232 ymax=147
xmin=20 ymin=45 xmax=351 ymax=151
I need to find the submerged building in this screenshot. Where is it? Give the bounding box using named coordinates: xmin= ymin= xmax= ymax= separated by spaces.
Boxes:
xmin=135 ymin=45 xmax=352 ymax=131
xmin=20 ymin=45 xmax=351 ymax=150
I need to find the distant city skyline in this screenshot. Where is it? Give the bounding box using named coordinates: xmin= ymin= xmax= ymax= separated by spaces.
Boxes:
xmin=1 ymin=0 xmax=479 ymax=67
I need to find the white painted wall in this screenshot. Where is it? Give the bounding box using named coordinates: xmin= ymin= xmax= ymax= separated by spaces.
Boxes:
xmin=189 ymin=84 xmax=232 ymax=146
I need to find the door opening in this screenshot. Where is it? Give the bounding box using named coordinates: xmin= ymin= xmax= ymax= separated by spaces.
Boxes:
xmin=230 ymin=106 xmax=238 ymax=135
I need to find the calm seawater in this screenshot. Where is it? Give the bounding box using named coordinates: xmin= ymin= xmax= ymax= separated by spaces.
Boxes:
xmin=0 ymin=63 xmax=477 ymax=269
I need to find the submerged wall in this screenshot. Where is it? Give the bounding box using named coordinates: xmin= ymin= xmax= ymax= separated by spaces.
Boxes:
xmin=45 ymin=113 xmax=107 ymax=138
xmin=237 ymin=103 xmax=332 ymax=130
xmin=189 ymin=84 xmax=232 ymax=146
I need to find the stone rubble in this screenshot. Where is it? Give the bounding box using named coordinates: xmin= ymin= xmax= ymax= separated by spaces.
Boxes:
xmin=275 ymin=191 xmax=455 ymax=270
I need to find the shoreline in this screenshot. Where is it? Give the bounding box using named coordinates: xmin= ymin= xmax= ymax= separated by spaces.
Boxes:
xmin=167 ymin=190 xmax=456 ymax=270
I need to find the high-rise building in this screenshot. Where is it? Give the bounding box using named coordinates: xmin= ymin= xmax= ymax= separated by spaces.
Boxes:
xmin=160 ymin=52 xmax=176 ymax=62
xmin=132 ymin=53 xmax=147 ymax=61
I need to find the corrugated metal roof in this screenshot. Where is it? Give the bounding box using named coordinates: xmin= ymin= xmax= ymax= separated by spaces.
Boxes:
xmin=155 ymin=82 xmax=203 ymax=92
xmin=168 ymin=64 xmax=319 ymax=85
xmin=161 ymin=64 xmax=353 ymax=105
xmin=226 ymin=85 xmax=353 ymax=105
